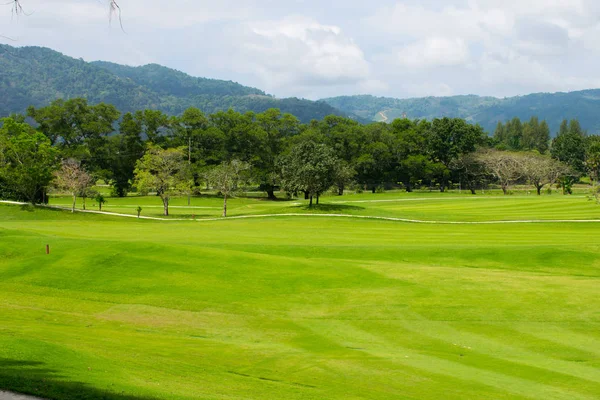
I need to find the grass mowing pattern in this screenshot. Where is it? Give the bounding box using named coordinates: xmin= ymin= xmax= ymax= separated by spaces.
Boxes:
xmin=48 ymin=191 xmax=600 ymax=222
xmin=0 ymin=198 xmax=599 ymax=399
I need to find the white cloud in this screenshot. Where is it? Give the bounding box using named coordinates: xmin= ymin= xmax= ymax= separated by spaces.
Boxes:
xmin=397 ymin=37 xmax=470 ymax=68
xmin=232 ymin=16 xmax=372 ymax=95
xmin=2 ymin=0 xmax=600 ymax=99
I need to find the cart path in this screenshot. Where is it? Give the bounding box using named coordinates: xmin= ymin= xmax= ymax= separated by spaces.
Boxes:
xmin=0 ymin=391 xmax=45 ymax=400
xmin=2 ymin=201 xmax=600 ymax=224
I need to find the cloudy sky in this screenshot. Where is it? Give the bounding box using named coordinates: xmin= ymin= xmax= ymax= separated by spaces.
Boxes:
xmin=2 ymin=0 xmax=600 ymax=100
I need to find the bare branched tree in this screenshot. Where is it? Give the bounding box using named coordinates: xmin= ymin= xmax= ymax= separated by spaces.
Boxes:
xmin=5 ymin=1 xmax=123 ymax=30
xmin=478 ymin=150 xmax=524 ymax=195
xmin=53 ymin=159 xmax=94 ymax=213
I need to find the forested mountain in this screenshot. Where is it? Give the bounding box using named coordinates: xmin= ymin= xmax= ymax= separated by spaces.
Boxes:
xmin=0 ymin=44 xmax=349 ymax=122
xmin=323 ymin=91 xmax=600 ymax=135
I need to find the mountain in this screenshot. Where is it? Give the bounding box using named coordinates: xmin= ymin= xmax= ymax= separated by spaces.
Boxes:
xmin=322 ymin=92 xmax=600 ymax=135
xmin=0 ymin=44 xmax=351 ymax=122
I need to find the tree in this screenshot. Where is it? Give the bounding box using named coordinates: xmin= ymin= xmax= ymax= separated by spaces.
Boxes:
xmin=0 ymin=117 xmax=58 ymax=203
xmin=478 ymin=151 xmax=523 ymax=195
xmin=522 ymin=117 xmax=550 ymax=154
xmin=53 ymin=159 xmax=95 ymax=212
xmin=254 ymin=109 xmax=300 ymax=199
xmin=279 ymin=141 xmax=340 ymax=206
xmin=427 ymin=118 xmax=485 ymax=191
xmin=95 ymin=193 xmax=107 ymax=211
xmin=551 ymin=120 xmax=586 ymax=173
xmin=451 ymin=151 xmax=488 ymax=195
xmin=134 ymin=146 xmax=186 ymax=216
xmin=521 ymin=153 xmax=570 ymax=195
xmin=109 ymin=112 xmax=145 ymax=197
xmin=208 ymin=160 xmax=251 ymax=217
xmin=585 ymin=136 xmax=600 ymax=186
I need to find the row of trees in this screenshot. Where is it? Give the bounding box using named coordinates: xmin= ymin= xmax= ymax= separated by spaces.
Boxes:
xmin=2 ymin=98 xmax=599 ymax=216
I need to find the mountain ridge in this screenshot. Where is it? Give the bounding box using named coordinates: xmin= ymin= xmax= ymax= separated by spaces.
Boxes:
xmin=0 ymin=44 xmax=353 ymax=122
xmin=322 ymin=90 xmax=600 ymax=134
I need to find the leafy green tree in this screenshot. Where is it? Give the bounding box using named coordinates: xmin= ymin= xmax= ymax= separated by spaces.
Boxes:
xmin=551 ymin=120 xmax=586 ymax=173
xmin=451 ymin=150 xmax=488 ymax=194
xmin=134 ymin=145 xmax=186 ymax=216
xmin=493 ymin=122 xmax=507 ymax=148
xmin=208 ymin=160 xmax=251 ymax=217
xmin=209 ymin=109 xmax=261 ymax=163
xmin=0 ymin=117 xmax=58 ymax=203
xmin=426 ymin=117 xmax=485 ymax=191
xmin=399 ymin=155 xmax=433 ymax=192
xmin=558 ymin=119 xmax=569 ymax=136
xmin=134 ymin=109 xmax=172 ymax=146
xmin=585 ymin=136 xmax=600 ymax=186
xmin=279 ymin=140 xmax=340 ymax=206
xmin=254 ymin=109 xmax=300 ymax=199
xmin=95 ymin=193 xmax=107 ymax=211
xmin=109 ymin=112 xmax=145 ymax=197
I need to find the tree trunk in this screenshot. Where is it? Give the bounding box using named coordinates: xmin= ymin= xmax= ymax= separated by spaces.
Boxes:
xmin=439 ymin=182 xmax=446 ymax=192
xmin=304 ymin=191 xmax=309 ymax=200
xmin=99 ymin=203 xmax=102 ymax=211
xmin=372 ymin=187 xmax=376 ymax=194
xmin=536 ymin=185 xmax=542 ymax=195
xmin=188 ymin=194 xmax=191 ymax=206
xmin=337 ymin=184 xmax=344 ymax=196
xmin=406 ymin=181 xmax=413 ymax=193
xmin=502 ymin=184 xmax=508 ymax=195
xmin=72 ymin=194 xmax=76 ymax=213
xmin=222 ymin=193 xmax=227 ymax=217
xmin=267 ymin=189 xmax=276 ymax=200
xmin=83 ymin=197 xmax=86 ymax=210
xmin=309 ymin=195 xmax=313 ymax=207
xmin=316 ymin=194 xmax=320 ymax=205
xmin=163 ymin=198 xmax=169 ymax=216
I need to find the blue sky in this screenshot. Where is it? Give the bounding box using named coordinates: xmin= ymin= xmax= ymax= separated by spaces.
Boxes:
xmin=2 ymin=0 xmax=600 ymax=100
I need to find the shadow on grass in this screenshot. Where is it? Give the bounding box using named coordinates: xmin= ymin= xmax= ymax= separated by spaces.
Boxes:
xmin=0 ymin=358 xmax=157 ymax=400
xmin=290 ymin=203 xmax=366 ymax=212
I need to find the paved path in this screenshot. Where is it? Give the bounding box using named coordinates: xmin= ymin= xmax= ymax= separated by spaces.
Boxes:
xmin=2 ymin=201 xmax=600 ymax=225
xmin=0 ymin=391 xmax=45 ymax=400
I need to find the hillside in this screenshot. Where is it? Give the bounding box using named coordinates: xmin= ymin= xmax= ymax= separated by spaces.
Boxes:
xmin=323 ymin=91 xmax=600 ymax=134
xmin=0 ymin=44 xmax=349 ymax=122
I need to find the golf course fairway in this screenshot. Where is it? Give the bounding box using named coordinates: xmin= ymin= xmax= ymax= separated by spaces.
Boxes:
xmin=0 ymin=197 xmax=599 ymax=399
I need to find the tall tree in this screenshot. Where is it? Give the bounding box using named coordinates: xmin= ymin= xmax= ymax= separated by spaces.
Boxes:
xmin=134 ymin=145 xmax=186 ymax=216
xmin=551 ymin=120 xmax=586 ymax=173
xmin=109 ymin=112 xmax=145 ymax=197
xmin=279 ymin=140 xmax=340 ymax=206
xmin=0 ymin=117 xmax=58 ymax=203
xmin=427 ymin=117 xmax=485 ymax=191
xmin=585 ymin=136 xmax=600 ymax=185
xmin=254 ymin=109 xmax=300 ymax=199
xmin=208 ymin=160 xmax=251 ymax=217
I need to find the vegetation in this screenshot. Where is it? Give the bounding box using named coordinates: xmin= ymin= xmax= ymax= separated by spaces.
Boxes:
xmin=323 ymin=90 xmax=600 ymax=134
xmin=0 ymin=44 xmax=352 ymax=123
xmin=0 ymin=196 xmax=599 ymax=399
xmin=3 ymin=96 xmax=600 ymax=207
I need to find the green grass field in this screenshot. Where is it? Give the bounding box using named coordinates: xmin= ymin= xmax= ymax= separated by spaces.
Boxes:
xmin=1 ymin=192 xmax=599 ymax=399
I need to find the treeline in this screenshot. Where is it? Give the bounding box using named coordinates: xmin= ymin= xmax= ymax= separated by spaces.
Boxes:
xmin=1 ymin=98 xmax=599 ymax=215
